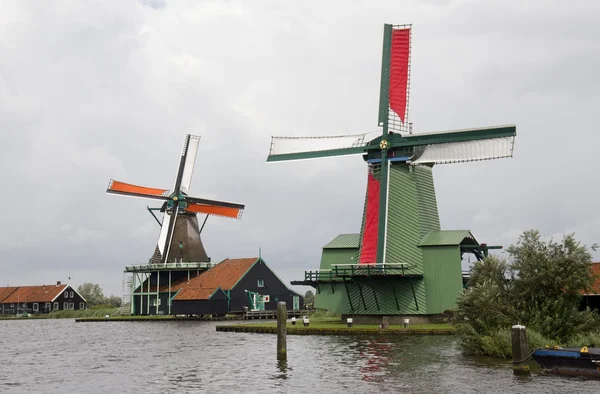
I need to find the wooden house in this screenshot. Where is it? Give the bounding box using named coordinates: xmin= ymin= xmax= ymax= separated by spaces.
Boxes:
xmin=581 ymin=262 xmax=600 ymax=311
xmin=0 ymin=282 xmax=87 ymax=315
xmin=170 ymin=257 xmax=303 ymax=316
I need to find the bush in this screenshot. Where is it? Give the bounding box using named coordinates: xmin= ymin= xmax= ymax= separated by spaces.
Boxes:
xmin=47 ymin=307 xmax=118 ymax=319
xmin=310 ymin=309 xmax=340 ymax=320
xmin=454 ymin=230 xmax=598 ymax=357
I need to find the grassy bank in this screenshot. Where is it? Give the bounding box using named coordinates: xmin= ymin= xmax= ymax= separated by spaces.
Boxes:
xmin=218 ymin=315 xmax=454 ymax=335
xmin=246 ymin=320 xmax=452 ymax=331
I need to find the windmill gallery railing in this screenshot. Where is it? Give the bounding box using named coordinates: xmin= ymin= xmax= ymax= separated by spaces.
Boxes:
xmin=301 ymin=263 xmax=422 ymax=282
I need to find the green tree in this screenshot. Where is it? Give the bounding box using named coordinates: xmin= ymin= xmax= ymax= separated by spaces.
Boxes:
xmin=77 ymin=282 xmax=105 ymax=307
xmin=454 ymin=229 xmax=599 ymax=355
xmin=304 ymin=290 xmax=315 ymax=307
xmin=103 ymin=295 xmax=122 ymax=308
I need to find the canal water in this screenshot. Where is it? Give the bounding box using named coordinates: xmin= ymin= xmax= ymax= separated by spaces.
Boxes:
xmin=0 ymin=319 xmax=598 ymax=393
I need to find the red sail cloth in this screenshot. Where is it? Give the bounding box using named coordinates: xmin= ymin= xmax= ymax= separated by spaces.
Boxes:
xmin=389 ymin=28 xmax=410 ymax=123
xmin=359 ymin=172 xmax=380 ymax=264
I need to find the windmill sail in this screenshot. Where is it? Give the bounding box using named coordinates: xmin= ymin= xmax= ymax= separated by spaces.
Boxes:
xmin=106 ymin=180 xmax=170 ymax=200
xmin=267 ymin=131 xmax=380 ymax=162
xmin=179 ymin=135 xmax=201 ymax=194
xmin=379 ymin=24 xmax=412 ymax=134
xmin=408 ymin=125 xmax=516 ymax=165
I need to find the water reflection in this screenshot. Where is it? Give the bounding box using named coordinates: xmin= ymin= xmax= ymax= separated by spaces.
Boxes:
xmin=358 ymin=339 xmax=393 ymax=382
xmin=276 ymin=359 xmax=289 ymax=379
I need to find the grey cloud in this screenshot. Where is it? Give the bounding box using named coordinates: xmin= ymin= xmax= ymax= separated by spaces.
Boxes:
xmin=0 ymin=0 xmax=598 ymax=297
xmin=139 ymin=0 xmax=167 ymax=10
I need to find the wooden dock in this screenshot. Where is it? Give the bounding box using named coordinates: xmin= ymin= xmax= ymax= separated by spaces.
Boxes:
xmin=75 ymin=310 xmax=311 ymax=323
xmin=216 ymin=325 xmax=455 ymax=336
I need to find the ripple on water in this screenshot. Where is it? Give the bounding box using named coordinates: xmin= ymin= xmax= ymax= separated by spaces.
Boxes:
xmin=0 ymin=319 xmax=598 ymax=393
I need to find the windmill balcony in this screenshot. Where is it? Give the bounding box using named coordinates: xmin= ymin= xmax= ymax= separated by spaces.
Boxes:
xmin=301 ymin=263 xmax=423 ymax=283
xmin=125 ymin=262 xmax=215 ymax=273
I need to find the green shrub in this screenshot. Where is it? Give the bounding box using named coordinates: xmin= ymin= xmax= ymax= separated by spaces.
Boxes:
xmin=453 ymin=230 xmax=598 ymax=357
xmin=47 ymin=308 xmax=118 ymax=319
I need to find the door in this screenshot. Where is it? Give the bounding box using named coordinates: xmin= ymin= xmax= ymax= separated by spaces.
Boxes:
xmin=247 ymin=291 xmax=265 ymax=311
xmin=293 ymin=296 xmax=300 ymax=310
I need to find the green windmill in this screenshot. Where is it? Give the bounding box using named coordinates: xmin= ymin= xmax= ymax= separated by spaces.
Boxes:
xmin=268 ymin=24 xmax=516 ymax=320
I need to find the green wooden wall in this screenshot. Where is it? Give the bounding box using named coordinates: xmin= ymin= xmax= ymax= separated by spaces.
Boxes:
xmin=422 ymin=246 xmax=463 ymax=314
xmin=319 ymin=248 xmax=358 ymax=271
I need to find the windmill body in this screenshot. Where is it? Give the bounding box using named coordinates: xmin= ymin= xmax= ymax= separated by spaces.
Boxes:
xmin=107 ymin=135 xmax=245 ymax=315
xmin=269 ymin=24 xmax=516 ymax=320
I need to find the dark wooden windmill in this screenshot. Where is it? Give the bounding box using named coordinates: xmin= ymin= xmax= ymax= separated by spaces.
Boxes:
xmin=107 ymin=134 xmax=245 ymax=264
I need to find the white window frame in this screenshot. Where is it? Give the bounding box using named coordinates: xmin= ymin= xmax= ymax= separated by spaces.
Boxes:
xmin=33 ymin=303 xmax=39 ymax=312
xmin=64 ymin=292 xmax=68 ymax=298
xmin=45 ymin=302 xmax=51 ymax=311
xmin=69 ymin=302 xmax=74 ymax=310
xmin=152 ymin=298 xmax=161 ymax=306
xmin=10 ymin=303 xmax=14 ymax=307
xmin=257 ymin=279 xmax=264 ymax=288
xmin=79 ymin=302 xmax=85 ymax=310
xmin=70 ymin=291 xmax=74 ymax=298
xmin=63 ymin=302 xmax=68 ymax=310
xmin=53 ymin=302 xmax=59 ymax=310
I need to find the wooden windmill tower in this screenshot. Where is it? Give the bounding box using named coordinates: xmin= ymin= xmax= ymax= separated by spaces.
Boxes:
xmin=269 ymin=24 xmax=516 ymax=319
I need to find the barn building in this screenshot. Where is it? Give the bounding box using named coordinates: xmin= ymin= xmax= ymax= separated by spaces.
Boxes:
xmin=172 ymin=257 xmax=303 ymax=316
xmin=0 ymin=282 xmax=87 ymax=315
xmin=131 ymin=257 xmax=303 ymax=316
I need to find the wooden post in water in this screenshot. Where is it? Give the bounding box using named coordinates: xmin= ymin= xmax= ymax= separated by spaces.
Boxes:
xmin=511 ymin=324 xmax=530 ymax=374
xmin=277 ymin=301 xmax=287 ymax=360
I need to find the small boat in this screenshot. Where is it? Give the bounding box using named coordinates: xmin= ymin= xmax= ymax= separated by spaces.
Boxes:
xmin=532 ymin=346 xmax=600 ymax=378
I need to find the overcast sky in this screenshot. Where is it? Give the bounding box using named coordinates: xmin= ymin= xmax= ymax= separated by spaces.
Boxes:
xmin=1 ymin=0 xmax=598 ymax=297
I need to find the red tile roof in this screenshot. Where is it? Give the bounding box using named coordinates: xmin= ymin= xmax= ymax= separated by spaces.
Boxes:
xmin=183 ymin=258 xmax=258 ymax=292
xmin=0 ymin=287 xmax=18 ymax=303
xmin=174 ymin=287 xmax=220 ymax=301
xmin=2 ymin=285 xmax=68 ymax=303
xmin=582 ymin=263 xmax=600 ymax=295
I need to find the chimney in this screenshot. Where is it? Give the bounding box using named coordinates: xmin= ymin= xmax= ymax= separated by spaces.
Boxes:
xmin=56 ymin=281 xmax=61 ymax=286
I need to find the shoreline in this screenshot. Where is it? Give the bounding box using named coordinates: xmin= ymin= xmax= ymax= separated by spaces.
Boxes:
xmin=216 ymin=322 xmax=455 ymax=336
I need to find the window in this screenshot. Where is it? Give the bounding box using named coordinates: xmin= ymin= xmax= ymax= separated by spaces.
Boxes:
xmin=70 ymin=291 xmax=74 ymax=298
xmin=33 ymin=303 xmax=39 ymax=312
xmin=257 ymin=279 xmax=264 ymax=288
xmin=10 ymin=303 xmax=14 ymax=307
xmin=274 ymin=296 xmax=279 ymax=302
xmin=63 ymin=302 xmax=68 ymax=310
xmin=152 ymin=298 xmax=161 ymax=306
xmin=69 ymin=302 xmax=74 ymax=310
xmin=64 ymin=292 xmax=68 ymax=298
xmin=53 ymin=302 xmax=59 ymax=310
xmin=45 ymin=302 xmax=51 ymax=312
xmin=79 ymin=302 xmax=85 ymax=310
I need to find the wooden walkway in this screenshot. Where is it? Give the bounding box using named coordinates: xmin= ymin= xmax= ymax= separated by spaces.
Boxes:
xmin=216 ymin=325 xmax=455 ymax=336
xmin=75 ymin=310 xmax=311 ymax=323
